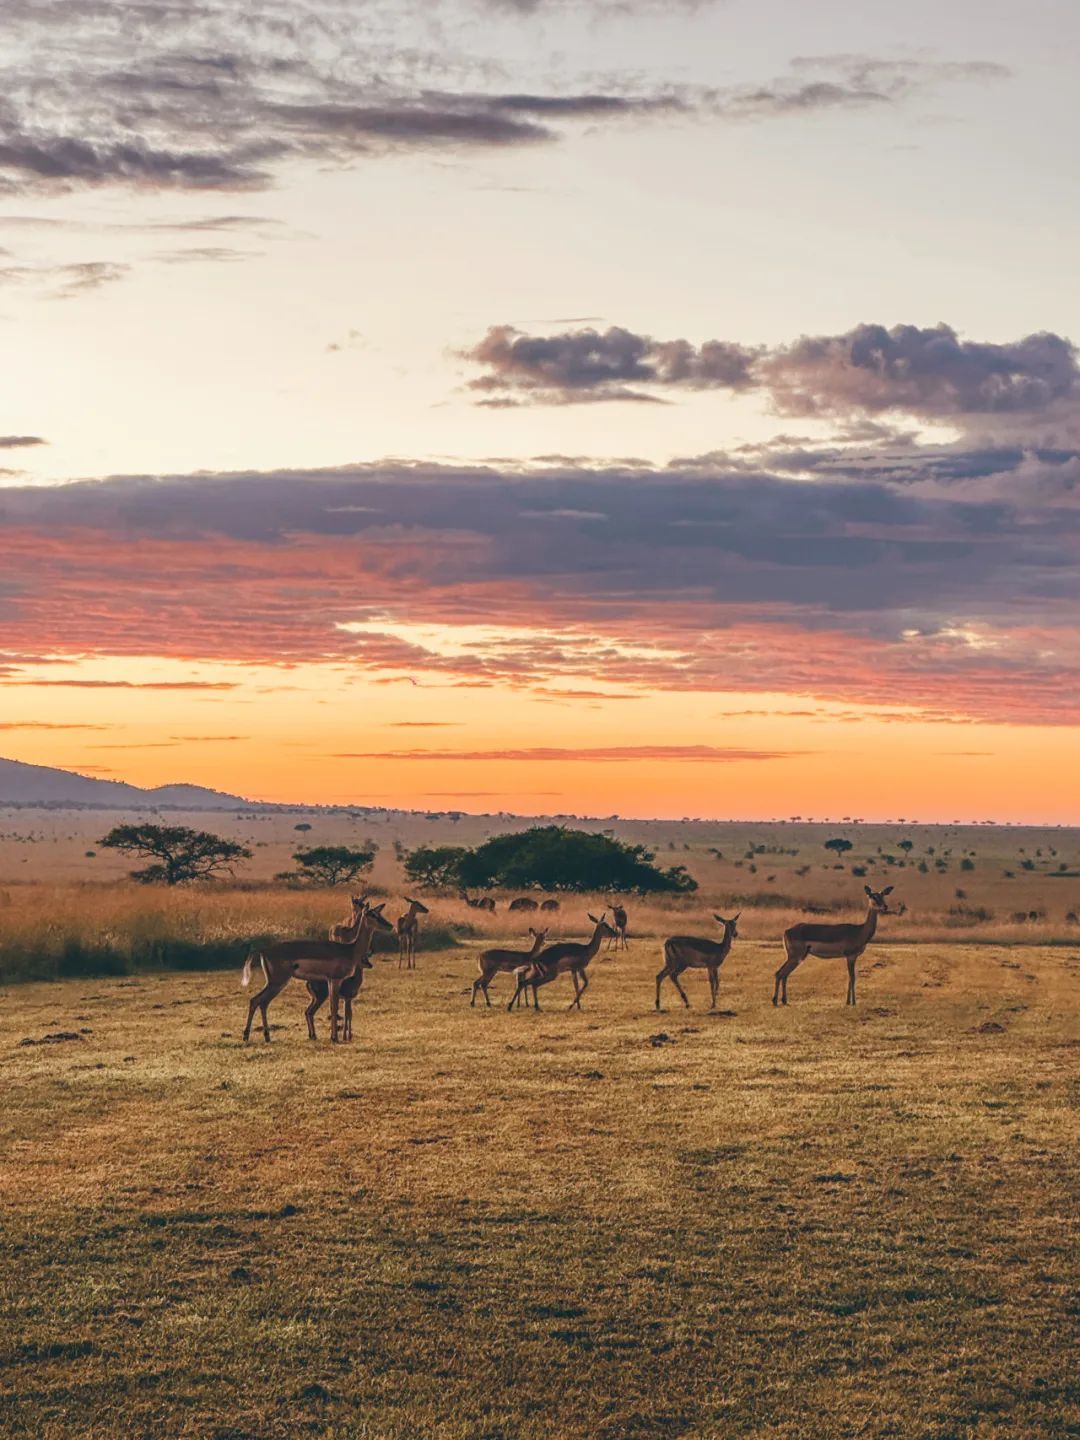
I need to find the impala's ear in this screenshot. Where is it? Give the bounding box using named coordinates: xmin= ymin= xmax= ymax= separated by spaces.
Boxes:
xmin=588 ymin=912 xmax=600 ymax=924
xmin=883 ymin=886 xmax=894 ymax=895
xmin=864 ymin=885 xmax=873 ymax=896
xmin=713 ymin=913 xmax=726 ymax=924
xmin=734 ymin=911 xmax=742 ymax=921
xmin=372 ymin=902 xmax=386 ymax=913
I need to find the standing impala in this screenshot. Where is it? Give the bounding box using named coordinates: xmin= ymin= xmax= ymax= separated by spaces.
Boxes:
xmin=471 ymin=926 xmax=548 ymax=1007
xmin=397 ymin=896 xmax=429 ymax=969
xmin=508 ymin=912 xmax=617 ymax=1012
xmin=773 ymin=885 xmax=894 ymax=1007
xmin=307 ymin=901 xmax=395 ymax=1041
xmin=241 ymin=900 xmax=392 ymax=1043
xmin=656 ymin=912 xmax=739 ymax=1010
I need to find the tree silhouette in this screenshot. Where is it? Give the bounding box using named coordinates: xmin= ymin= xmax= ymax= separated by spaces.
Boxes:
xmin=99 ymin=824 xmax=251 ymax=885
xmin=285 ymin=844 xmax=378 ymax=886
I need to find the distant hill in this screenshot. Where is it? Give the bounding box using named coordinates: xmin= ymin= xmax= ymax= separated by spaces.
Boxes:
xmin=0 ymin=756 xmax=252 ymax=810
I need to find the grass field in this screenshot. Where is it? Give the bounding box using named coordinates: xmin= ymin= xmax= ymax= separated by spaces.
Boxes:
xmin=2 ymin=934 xmax=1077 ymax=1438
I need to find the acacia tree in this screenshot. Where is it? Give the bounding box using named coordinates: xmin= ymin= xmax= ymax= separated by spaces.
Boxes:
xmin=403 ymin=845 xmax=470 ymax=890
xmin=458 ymin=826 xmax=698 ymax=895
xmin=284 ymin=844 xmax=378 ymax=886
xmin=99 ymin=824 xmax=252 ymax=885
xmin=824 ymin=837 xmax=853 ymax=858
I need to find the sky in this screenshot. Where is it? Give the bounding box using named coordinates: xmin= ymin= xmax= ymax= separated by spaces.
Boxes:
xmin=1 ymin=0 xmax=1078 ymax=823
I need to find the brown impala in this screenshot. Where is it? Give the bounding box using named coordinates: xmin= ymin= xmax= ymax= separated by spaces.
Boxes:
xmin=471 ymin=926 xmax=548 ymax=1007
xmin=241 ymin=899 xmax=392 ymax=1043
xmin=306 ymin=901 xmax=395 ymax=1041
xmin=508 ymin=912 xmax=617 ymax=1012
xmin=773 ymin=885 xmax=895 ymax=1007
xmin=656 ymin=912 xmax=739 ymax=1010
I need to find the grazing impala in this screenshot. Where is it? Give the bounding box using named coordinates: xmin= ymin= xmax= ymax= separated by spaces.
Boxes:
xmin=509 ymin=912 xmax=617 ymax=1012
xmin=508 ymin=896 xmax=539 ymax=913
xmin=306 ymin=902 xmax=395 ymax=1041
xmin=773 ymin=886 xmax=894 ymax=1007
xmin=460 ymin=890 xmax=496 ymax=913
xmin=471 ymin=927 xmax=548 ymax=1007
xmin=241 ymin=900 xmax=392 ymax=1043
xmin=397 ymin=896 xmax=429 ymax=969
xmin=656 ymin=912 xmax=739 ymax=1010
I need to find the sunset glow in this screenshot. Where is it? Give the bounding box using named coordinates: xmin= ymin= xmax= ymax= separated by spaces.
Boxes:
xmin=1 ymin=1 xmax=1077 ymax=822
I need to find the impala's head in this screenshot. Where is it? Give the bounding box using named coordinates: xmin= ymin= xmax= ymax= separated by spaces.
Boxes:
xmin=350 ymin=894 xmax=367 ymax=916
xmin=528 ymin=926 xmax=550 ymax=946
xmin=714 ymin=911 xmax=740 ymax=941
xmin=588 ymin=910 xmax=617 ymax=940
xmin=864 ymin=885 xmax=894 ymax=914
xmin=406 ymin=896 xmax=430 ymax=914
xmin=366 ymin=901 xmax=395 ymax=933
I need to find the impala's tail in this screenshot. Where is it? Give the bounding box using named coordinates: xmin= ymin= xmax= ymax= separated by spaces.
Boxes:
xmin=241 ymin=950 xmax=260 ymax=988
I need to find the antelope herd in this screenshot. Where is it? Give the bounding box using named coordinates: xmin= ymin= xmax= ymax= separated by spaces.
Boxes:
xmin=241 ymin=882 xmax=900 ymax=1042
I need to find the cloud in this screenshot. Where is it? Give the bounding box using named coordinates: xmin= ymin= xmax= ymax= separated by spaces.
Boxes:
xmin=0 ymin=721 xmax=113 ymax=731
xmin=466 ymin=320 xmax=1080 ymax=422
xmin=1 ymin=679 xmax=239 ymax=690
xmin=332 ymin=746 xmax=806 ymax=762
xmin=0 ymin=2 xmax=699 ymax=198
xmin=716 ymin=55 xmax=1009 ymax=120
xmin=761 ymin=324 xmax=1080 ymax=419
xmin=465 ymin=325 xmax=759 ymax=404
xmin=0 ymin=447 xmax=1077 ymax=725
xmin=0 ymin=435 xmax=46 ymax=448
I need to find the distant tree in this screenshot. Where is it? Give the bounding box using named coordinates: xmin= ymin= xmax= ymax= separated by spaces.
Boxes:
xmin=960 ymin=857 xmax=975 ymax=871
xmin=404 ymin=845 xmax=470 ymax=890
xmin=457 ymin=825 xmax=698 ymax=895
xmin=99 ymin=823 xmax=252 ymax=885
xmin=294 ymin=822 xmax=312 ymax=833
xmin=824 ymin=837 xmax=853 ymax=857
xmin=285 ymin=844 xmax=378 ymax=887
xmin=897 ymin=840 xmax=915 ymax=855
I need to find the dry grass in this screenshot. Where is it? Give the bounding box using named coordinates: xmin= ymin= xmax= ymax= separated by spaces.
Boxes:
xmin=1 ymin=936 xmax=1077 ymax=1438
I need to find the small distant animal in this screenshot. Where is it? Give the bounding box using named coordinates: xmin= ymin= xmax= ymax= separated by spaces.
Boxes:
xmin=397 ymin=896 xmax=429 ymax=969
xmin=540 ymin=897 xmax=560 ymax=913
xmin=471 ymin=927 xmax=548 ymax=1008
xmin=607 ymin=903 xmax=628 ymax=951
xmin=460 ymin=890 xmax=496 ymax=913
xmin=774 ymin=886 xmax=894 ymax=1007
xmin=656 ymin=913 xmax=739 ymax=1011
xmin=508 ymin=897 xmax=539 ymax=913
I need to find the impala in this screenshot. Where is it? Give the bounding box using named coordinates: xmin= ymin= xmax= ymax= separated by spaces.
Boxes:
xmin=508 ymin=896 xmax=539 ymax=913
xmin=329 ymin=895 xmax=365 ymax=943
xmin=773 ymin=886 xmax=894 ymax=1007
xmin=306 ymin=902 xmax=395 ymax=1041
xmin=508 ymin=912 xmax=617 ymax=1012
xmin=397 ymin=896 xmax=429 ymax=969
xmin=460 ymin=890 xmax=496 ymax=913
xmin=241 ymin=900 xmax=392 ymax=1043
xmin=607 ymin=902 xmax=629 ymax=951
xmin=656 ymin=912 xmax=739 ymax=1010
xmin=471 ymin=926 xmax=548 ymax=1007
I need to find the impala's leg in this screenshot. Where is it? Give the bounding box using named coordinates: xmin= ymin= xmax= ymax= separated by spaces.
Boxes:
xmin=655 ymin=966 xmax=671 ymax=1010
xmin=304 ymin=983 xmax=326 ymax=1041
xmin=709 ymin=967 xmax=719 ymax=1011
xmin=570 ymin=969 xmax=589 ymax=1010
xmin=254 ymin=978 xmax=287 ymax=1043
xmin=670 ymin=969 xmax=691 ymax=1009
xmin=507 ymin=976 xmax=524 ymax=1012
xmin=846 ymin=954 xmax=856 ymax=1006
xmin=344 ymin=996 xmax=353 ymax=1041
xmin=328 ymin=979 xmax=341 ymax=1043
xmin=774 ymin=941 xmax=803 ymax=1006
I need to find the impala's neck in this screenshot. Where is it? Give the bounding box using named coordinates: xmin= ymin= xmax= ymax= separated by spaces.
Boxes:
xmin=584 ymin=924 xmax=607 ymax=959
xmin=529 ymin=933 xmax=546 ymax=957
xmin=860 ymin=905 xmax=880 ymax=943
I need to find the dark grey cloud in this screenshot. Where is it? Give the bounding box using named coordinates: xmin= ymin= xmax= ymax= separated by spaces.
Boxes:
xmin=0 ymin=2 xmax=1008 ymax=197
xmin=1 ymin=448 xmax=1076 ymax=722
xmin=466 ymin=320 xmax=1080 ymax=423
xmin=465 ymin=325 xmax=759 ymax=404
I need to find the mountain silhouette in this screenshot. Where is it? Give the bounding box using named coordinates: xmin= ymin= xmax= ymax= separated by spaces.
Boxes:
xmin=0 ymin=756 xmax=251 ymax=809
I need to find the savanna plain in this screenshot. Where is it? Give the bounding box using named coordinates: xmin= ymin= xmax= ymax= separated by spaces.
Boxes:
xmin=1 ymin=812 xmax=1078 ymax=1438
